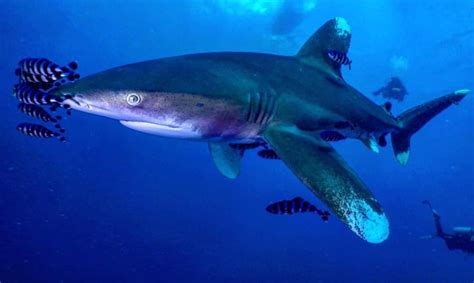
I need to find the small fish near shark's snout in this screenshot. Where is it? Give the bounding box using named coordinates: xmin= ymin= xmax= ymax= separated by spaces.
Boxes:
xmin=46 ymin=17 xmax=469 ymax=244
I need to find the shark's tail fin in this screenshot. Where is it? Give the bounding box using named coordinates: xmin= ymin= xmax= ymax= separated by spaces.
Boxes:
xmin=391 ymin=89 xmax=469 ymax=165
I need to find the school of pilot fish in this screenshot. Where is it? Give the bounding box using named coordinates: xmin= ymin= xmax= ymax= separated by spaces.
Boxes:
xmin=13 ymin=58 xmax=81 ymax=142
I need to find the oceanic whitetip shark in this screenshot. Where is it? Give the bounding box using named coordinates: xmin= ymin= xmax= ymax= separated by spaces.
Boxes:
xmin=53 ymin=18 xmax=469 ymax=243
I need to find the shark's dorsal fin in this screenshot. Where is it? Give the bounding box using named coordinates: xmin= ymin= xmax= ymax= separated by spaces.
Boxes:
xmin=296 ymin=17 xmax=351 ymax=78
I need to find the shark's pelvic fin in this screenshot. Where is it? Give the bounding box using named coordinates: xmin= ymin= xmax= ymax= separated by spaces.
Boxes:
xmin=296 ymin=17 xmax=351 ymax=78
xmin=208 ymin=142 xmax=243 ymax=179
xmin=264 ymin=125 xmax=389 ymax=244
xmin=392 ymin=90 xmax=469 ymax=165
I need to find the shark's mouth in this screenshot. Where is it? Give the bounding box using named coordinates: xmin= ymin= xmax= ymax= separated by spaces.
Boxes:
xmin=61 ymin=94 xmax=202 ymax=139
xmin=120 ymin=120 xmax=201 ymax=139
xmin=62 ymin=95 xmax=134 ymax=121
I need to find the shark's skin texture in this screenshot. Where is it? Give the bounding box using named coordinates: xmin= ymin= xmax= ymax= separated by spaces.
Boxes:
xmin=53 ymin=18 xmax=468 ymax=243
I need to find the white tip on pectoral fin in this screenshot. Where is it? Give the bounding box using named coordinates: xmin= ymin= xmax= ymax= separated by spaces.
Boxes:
xmin=346 ymin=198 xmax=390 ymax=244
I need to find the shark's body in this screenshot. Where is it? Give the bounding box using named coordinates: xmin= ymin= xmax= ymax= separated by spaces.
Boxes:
xmin=55 ymin=18 xmax=468 ymax=243
xmin=75 ymin=52 xmax=397 ymax=141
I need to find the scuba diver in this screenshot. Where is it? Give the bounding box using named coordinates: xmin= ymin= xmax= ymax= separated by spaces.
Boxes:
xmin=373 ymin=76 xmax=408 ymax=102
xmin=422 ymin=200 xmax=474 ymax=254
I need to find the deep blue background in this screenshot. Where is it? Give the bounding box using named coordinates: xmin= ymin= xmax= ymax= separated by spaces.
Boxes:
xmin=1 ymin=1 xmax=473 ymax=282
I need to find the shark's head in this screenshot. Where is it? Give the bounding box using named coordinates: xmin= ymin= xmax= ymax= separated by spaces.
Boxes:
xmin=57 ymin=80 xmax=152 ymax=121
xmin=53 ymin=67 xmax=204 ymax=139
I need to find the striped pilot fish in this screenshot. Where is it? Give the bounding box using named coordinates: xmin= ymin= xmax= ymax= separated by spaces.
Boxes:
xmin=18 ymin=103 xmax=63 ymax=128
xmin=327 ymin=50 xmax=352 ymax=70
xmin=17 ymin=123 xmax=65 ymax=142
xmin=13 ymin=83 xmax=63 ymax=105
xmin=15 ymin=58 xmax=80 ymax=88
xmin=228 ymin=142 xmax=268 ymax=157
xmin=266 ymin=197 xmax=330 ymax=221
xmin=320 ymin=130 xmax=347 ymax=142
xmin=15 ymin=69 xmax=63 ymax=90
xmin=257 ymin=149 xmax=280 ymax=160
xmin=12 ymin=83 xmax=73 ymax=115
xmin=229 ymin=141 xmax=267 ymax=150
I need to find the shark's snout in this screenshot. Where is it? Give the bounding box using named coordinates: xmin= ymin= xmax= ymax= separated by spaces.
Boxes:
xmin=60 ymin=91 xmax=127 ymax=121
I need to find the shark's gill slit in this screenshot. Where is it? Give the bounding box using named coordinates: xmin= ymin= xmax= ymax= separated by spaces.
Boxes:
xmin=263 ymin=92 xmax=276 ymax=125
xmin=256 ymin=91 xmax=267 ymax=124
xmin=254 ymin=91 xmax=263 ymax=124
xmin=245 ymin=92 xmax=253 ymax=122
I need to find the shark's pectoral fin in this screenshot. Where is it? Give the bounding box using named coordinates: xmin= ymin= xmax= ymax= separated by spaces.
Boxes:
xmin=263 ymin=125 xmax=389 ymax=243
xmin=297 ymin=17 xmax=351 ymax=78
xmin=208 ymin=142 xmax=243 ymax=179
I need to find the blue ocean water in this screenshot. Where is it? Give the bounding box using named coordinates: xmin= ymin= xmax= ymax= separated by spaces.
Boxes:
xmin=1 ymin=1 xmax=473 ymax=282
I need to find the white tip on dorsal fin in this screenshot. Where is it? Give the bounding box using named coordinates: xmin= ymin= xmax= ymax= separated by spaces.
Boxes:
xmin=296 ymin=17 xmax=352 ymax=78
xmin=334 ymin=17 xmax=351 ymax=37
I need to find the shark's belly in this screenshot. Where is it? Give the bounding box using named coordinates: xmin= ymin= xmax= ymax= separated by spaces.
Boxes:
xmin=119 ymin=103 xmax=264 ymax=141
xmin=120 ymin=120 xmax=203 ymax=139
xmin=119 ymin=119 xmax=262 ymax=141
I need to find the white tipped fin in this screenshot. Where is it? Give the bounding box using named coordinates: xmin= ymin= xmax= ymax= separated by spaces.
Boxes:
xmin=297 ymin=17 xmax=352 ymax=78
xmin=361 ymin=137 xmax=379 ymax=153
xmin=454 ymin=89 xmax=470 ymax=95
xmin=334 ymin=17 xmax=351 ymax=37
xmin=264 ymin=125 xmax=390 ymax=244
xmin=396 ymin=150 xmax=410 ymax=165
xmin=346 ymin=198 xmax=390 ymax=244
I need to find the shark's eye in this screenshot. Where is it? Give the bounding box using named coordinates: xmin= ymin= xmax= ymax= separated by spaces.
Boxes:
xmin=126 ymin=93 xmax=141 ymax=106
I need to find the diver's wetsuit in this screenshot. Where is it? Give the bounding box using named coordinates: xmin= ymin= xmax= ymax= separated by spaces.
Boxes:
xmin=373 ymin=77 xmax=408 ymax=101
xmin=423 ymin=201 xmax=474 ymax=254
